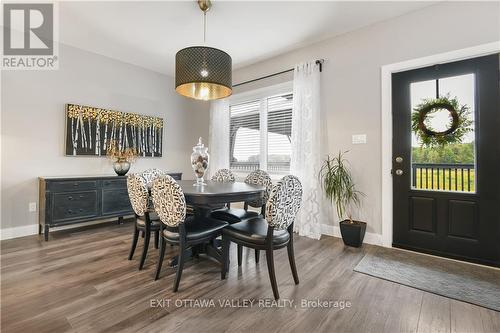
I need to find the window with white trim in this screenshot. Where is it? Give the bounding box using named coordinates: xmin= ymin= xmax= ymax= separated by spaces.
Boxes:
xmin=229 ymin=85 xmax=293 ymax=175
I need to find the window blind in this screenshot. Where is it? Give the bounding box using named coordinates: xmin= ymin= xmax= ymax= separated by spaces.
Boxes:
xmin=267 ymin=93 xmax=292 ymax=173
xmin=229 ymin=100 xmax=261 ymax=172
xmin=229 ymin=91 xmax=293 ymax=174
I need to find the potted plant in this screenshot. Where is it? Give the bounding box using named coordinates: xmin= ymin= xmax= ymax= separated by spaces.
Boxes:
xmin=106 ymin=139 xmax=138 ymax=176
xmin=319 ymin=151 xmax=366 ymax=247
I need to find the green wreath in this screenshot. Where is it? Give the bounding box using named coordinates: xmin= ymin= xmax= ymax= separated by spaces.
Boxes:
xmin=411 ymin=95 xmax=472 ymax=148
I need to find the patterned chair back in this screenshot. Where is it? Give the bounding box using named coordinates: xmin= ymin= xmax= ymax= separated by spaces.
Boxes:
xmin=151 ymin=175 xmax=187 ymax=227
xmin=266 ymin=175 xmax=303 ymax=231
xmin=141 ymin=168 xmax=167 ymax=187
xmin=211 ymin=169 xmax=236 ymax=183
xmin=127 ymin=174 xmax=149 ymax=216
xmin=245 ymin=169 xmax=273 ymax=208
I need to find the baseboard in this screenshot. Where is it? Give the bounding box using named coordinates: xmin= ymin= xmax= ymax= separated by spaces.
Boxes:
xmin=0 ymin=216 xmax=134 ymax=241
xmin=320 ymin=223 xmax=382 ymax=246
xmin=0 ymin=224 xmax=39 ymax=240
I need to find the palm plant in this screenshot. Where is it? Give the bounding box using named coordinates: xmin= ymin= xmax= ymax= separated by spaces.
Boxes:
xmin=319 ymin=151 xmax=363 ymax=223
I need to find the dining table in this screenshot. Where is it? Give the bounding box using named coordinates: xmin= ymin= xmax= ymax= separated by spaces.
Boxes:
xmin=165 ymin=180 xmax=265 ymax=266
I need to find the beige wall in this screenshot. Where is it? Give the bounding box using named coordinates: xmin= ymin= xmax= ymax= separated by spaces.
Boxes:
xmin=233 ymin=1 xmax=500 ymax=235
xmin=1 ymin=44 xmax=209 ymax=231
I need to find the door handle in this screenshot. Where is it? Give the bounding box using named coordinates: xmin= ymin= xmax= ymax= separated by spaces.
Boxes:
xmin=395 ymin=169 xmax=403 ymax=176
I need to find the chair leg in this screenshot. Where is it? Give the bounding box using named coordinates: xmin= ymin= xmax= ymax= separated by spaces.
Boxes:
xmin=128 ymin=226 xmax=139 ymax=260
xmin=173 ymin=245 xmax=186 ymax=292
xmin=255 ymin=249 xmax=260 ymax=263
xmin=139 ymin=231 xmax=150 ymax=270
xmin=221 ymin=235 xmax=230 ymax=279
xmin=237 ymin=244 xmax=243 ymax=266
xmin=154 ymin=231 xmax=159 ymax=249
xmin=155 ymin=237 xmax=166 ymax=280
xmin=266 ymin=248 xmax=280 ymax=300
xmin=287 ymin=240 xmax=299 ymax=285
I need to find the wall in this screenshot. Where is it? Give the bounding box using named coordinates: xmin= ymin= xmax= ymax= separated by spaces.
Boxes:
xmin=0 ymin=44 xmax=209 ymax=235
xmin=232 ymin=1 xmax=500 ymax=237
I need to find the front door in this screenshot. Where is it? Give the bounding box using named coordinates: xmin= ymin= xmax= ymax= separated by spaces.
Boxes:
xmin=392 ymin=54 xmax=500 ymax=267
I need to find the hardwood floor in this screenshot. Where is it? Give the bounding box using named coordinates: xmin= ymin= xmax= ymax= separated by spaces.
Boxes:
xmin=1 ymin=220 xmax=499 ymax=333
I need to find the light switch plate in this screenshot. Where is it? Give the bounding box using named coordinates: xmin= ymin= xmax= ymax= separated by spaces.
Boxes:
xmin=352 ymin=134 xmax=367 ymax=144
xmin=29 ymin=202 xmax=37 ymax=212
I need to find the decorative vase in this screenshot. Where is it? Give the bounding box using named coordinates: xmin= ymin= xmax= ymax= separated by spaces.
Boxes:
xmin=190 ymin=137 xmax=209 ymax=185
xmin=113 ymin=159 xmax=131 ymax=176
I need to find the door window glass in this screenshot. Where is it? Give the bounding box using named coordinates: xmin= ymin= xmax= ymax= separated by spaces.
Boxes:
xmin=410 ymin=74 xmax=476 ymax=193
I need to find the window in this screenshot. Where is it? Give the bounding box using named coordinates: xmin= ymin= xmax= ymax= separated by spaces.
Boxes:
xmin=229 ymin=87 xmax=293 ymax=174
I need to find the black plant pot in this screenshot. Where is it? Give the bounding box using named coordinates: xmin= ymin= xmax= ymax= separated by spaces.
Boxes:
xmin=339 ymin=220 xmax=367 ymax=247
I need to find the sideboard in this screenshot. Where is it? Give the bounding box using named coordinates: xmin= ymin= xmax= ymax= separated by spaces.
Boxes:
xmin=39 ymin=173 xmax=182 ymax=241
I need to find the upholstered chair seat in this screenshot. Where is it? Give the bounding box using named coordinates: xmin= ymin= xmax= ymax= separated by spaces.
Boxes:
xmin=211 ymin=208 xmax=259 ymax=223
xmin=222 ymin=217 xmax=290 ymax=246
xmin=136 ymin=215 xmax=161 ymax=228
xmin=221 ymin=175 xmax=303 ymax=300
xmin=211 ymin=169 xmax=272 ymax=223
xmin=161 ymin=217 xmax=227 ymax=244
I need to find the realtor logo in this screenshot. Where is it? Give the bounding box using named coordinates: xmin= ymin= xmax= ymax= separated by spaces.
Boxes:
xmin=2 ymin=2 xmax=58 ymax=69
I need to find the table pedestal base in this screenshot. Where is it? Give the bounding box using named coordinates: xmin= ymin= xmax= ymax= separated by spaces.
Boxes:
xmin=168 ymin=205 xmax=223 ymax=267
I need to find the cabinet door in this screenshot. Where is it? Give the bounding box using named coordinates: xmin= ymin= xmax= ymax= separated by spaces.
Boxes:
xmin=102 ymin=188 xmax=133 ymax=215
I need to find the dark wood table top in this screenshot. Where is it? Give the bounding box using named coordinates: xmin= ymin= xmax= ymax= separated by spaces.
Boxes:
xmin=178 ymin=180 xmax=265 ymax=206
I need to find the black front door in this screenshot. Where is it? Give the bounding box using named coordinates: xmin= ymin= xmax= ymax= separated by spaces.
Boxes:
xmin=392 ymin=54 xmax=500 ymax=267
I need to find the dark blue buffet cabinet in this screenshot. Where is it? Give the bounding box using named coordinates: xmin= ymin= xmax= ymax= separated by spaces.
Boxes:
xmin=39 ymin=173 xmax=181 ymax=241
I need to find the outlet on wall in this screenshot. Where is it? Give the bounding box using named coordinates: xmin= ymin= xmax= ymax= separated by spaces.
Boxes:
xmin=352 ymin=134 xmax=367 ymax=144
xmin=29 ymin=202 xmax=37 ymax=212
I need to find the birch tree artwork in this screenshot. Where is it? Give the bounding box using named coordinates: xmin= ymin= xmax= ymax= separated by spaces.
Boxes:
xmin=65 ymin=104 xmax=164 ymax=157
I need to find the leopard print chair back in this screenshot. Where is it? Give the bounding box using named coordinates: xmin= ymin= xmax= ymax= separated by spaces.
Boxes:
xmin=211 ymin=169 xmax=236 ymax=183
xmin=141 ymin=168 xmax=167 ymax=187
xmin=244 ymin=169 xmax=273 ymax=208
xmin=151 ymin=175 xmax=187 ymax=227
xmin=265 ymin=175 xmax=303 ymax=231
xmin=126 ymin=174 xmax=149 ymax=217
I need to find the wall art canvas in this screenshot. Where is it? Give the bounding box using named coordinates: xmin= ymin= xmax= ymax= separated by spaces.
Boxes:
xmin=65 ymin=104 xmax=163 ymax=157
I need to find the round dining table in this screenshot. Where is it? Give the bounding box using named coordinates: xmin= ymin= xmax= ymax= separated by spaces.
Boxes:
xmin=166 ymin=180 xmax=265 ymax=266
xmin=179 ymin=180 xmax=265 ymax=210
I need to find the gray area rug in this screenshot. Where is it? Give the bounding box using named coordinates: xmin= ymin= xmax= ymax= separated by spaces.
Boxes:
xmin=354 ymin=248 xmax=500 ymax=311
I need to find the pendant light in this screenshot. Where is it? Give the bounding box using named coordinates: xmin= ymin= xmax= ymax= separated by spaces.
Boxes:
xmin=175 ymin=0 xmax=232 ymax=101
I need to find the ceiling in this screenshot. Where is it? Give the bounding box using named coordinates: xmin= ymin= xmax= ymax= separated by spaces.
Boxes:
xmin=59 ymin=1 xmax=437 ymax=76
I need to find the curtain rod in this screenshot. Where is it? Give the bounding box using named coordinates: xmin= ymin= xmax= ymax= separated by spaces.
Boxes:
xmin=233 ymin=59 xmax=324 ymax=88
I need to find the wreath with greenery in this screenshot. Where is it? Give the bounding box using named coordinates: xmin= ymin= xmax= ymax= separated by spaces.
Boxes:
xmin=411 ymin=95 xmax=472 ymax=148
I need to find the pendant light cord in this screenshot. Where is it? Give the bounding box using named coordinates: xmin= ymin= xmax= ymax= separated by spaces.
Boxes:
xmin=203 ymin=11 xmax=207 ymax=44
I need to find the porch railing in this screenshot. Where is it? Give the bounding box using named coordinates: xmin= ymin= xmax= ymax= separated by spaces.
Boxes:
xmin=412 ymin=163 xmax=475 ymax=192
xmin=230 ymin=161 xmax=290 ymax=173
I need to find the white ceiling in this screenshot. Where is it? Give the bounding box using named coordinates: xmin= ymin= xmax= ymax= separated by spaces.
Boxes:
xmin=59 ymin=1 xmax=437 ymax=76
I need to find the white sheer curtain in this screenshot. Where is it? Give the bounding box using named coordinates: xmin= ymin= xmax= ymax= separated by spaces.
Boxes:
xmin=208 ymin=99 xmax=230 ymax=178
xmin=291 ymin=61 xmax=327 ymax=240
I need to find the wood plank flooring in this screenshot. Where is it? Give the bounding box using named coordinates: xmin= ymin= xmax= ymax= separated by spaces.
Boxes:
xmin=1 ymin=220 xmax=499 ymax=333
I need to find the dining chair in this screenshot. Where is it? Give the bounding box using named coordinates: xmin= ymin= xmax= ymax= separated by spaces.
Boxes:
xmin=126 ymin=174 xmax=161 ymax=270
xmin=152 ymin=175 xmax=228 ymax=292
xmin=210 ymin=168 xmax=236 ymax=210
xmin=211 ymin=168 xmax=236 ymax=183
xmin=221 ymin=175 xmax=302 ymax=300
xmin=140 ymin=168 xmax=167 ymax=187
xmin=211 ymin=169 xmax=273 ymax=264
xmin=142 ymin=168 xmax=194 ymax=217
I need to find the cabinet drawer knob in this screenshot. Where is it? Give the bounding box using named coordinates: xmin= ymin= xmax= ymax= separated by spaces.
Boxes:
xmin=68 ymin=196 xmax=73 ymax=200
